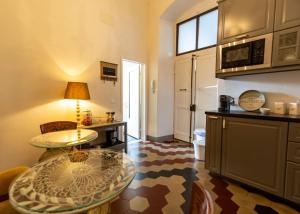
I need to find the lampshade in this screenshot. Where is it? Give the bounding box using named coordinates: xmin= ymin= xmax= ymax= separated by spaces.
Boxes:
xmin=64 ymin=82 xmax=90 ymax=100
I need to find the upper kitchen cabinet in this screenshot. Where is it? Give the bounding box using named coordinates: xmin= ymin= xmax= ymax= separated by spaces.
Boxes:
xmin=217 ymin=0 xmax=275 ymax=44
xmin=272 ymin=26 xmax=300 ymax=67
xmin=274 ymin=0 xmax=300 ymax=31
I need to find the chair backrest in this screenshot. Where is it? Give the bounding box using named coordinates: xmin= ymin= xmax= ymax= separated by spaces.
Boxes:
xmin=0 ymin=166 xmax=29 ymax=199
xmin=40 ymin=121 xmax=77 ymax=134
xmin=190 ymin=181 xmax=214 ymax=214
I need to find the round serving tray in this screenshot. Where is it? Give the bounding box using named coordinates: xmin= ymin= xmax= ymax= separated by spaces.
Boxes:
xmin=238 ymin=90 xmax=265 ymax=111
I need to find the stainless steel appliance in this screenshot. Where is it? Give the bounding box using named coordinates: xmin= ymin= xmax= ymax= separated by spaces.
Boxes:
xmin=218 ymin=95 xmax=235 ymax=112
xmin=216 ymin=34 xmax=273 ymax=73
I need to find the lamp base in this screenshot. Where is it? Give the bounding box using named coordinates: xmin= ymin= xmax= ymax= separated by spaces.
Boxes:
xmin=68 ymin=150 xmax=89 ymax=162
xmin=76 ymin=100 xmax=82 ymax=142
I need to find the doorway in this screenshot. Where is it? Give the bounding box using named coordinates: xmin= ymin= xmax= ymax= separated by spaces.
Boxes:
xmin=122 ymin=59 xmax=146 ymax=141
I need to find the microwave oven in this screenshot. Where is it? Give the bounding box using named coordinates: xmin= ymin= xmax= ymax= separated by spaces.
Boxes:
xmin=216 ymin=34 xmax=273 ymax=73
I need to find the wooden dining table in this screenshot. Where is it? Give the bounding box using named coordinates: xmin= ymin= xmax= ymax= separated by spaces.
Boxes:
xmin=9 ymin=149 xmax=136 ymax=214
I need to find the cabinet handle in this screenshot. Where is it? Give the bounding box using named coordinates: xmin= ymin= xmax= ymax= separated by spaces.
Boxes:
xmin=208 ymin=116 xmax=219 ymax=119
xmin=235 ymin=34 xmax=249 ymax=40
xmin=223 ymin=119 xmax=226 ymax=129
xmin=179 ymin=88 xmax=187 ymax=92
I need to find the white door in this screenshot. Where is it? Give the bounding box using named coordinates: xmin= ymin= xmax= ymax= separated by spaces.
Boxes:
xmin=194 ymin=49 xmax=218 ymax=129
xmin=122 ymin=61 xmax=140 ymax=139
xmin=174 ymin=57 xmax=193 ymax=142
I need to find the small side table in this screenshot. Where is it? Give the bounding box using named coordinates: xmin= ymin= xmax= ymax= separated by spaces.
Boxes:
xmin=29 ymin=129 xmax=98 ymax=161
xmin=83 ymin=121 xmax=128 ymax=153
xmin=29 ymin=129 xmax=98 ymax=149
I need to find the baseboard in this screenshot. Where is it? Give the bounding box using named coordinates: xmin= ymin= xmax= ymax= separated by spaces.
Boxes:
xmin=146 ymin=135 xmax=174 ymax=142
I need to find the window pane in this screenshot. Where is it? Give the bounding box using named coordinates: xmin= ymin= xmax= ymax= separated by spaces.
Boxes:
xmin=178 ymin=19 xmax=197 ymax=54
xmin=198 ymin=10 xmax=218 ymax=49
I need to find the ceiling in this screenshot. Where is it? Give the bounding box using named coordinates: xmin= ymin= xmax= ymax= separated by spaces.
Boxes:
xmin=161 ymin=0 xmax=200 ymax=21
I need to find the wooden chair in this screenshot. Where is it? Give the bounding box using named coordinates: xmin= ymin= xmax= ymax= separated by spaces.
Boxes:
xmin=40 ymin=121 xmax=77 ymax=134
xmin=39 ymin=121 xmax=77 ymax=162
xmin=0 ymin=166 xmax=29 ymax=214
xmin=190 ymin=181 xmax=214 ymax=214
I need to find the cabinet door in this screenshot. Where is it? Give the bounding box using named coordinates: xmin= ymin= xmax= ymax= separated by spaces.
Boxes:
xmin=205 ymin=115 xmax=222 ymax=174
xmin=222 ymin=117 xmax=288 ymax=196
xmin=218 ymin=0 xmax=275 ymax=44
xmin=275 ymin=0 xmax=300 ymax=31
xmin=289 ymin=122 xmax=300 ymax=142
xmin=272 ymin=26 xmax=300 ymax=67
xmin=287 ymin=142 xmax=300 ymax=164
xmin=285 ymin=162 xmax=300 ymax=204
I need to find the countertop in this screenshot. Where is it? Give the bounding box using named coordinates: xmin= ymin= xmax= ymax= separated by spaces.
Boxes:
xmin=205 ymin=110 xmax=300 ymax=123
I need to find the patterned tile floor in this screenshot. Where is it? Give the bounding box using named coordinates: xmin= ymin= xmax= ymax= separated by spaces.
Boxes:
xmin=110 ymin=141 xmax=300 ymax=214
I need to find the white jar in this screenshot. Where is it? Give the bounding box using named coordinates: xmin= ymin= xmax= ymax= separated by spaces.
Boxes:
xmin=288 ymin=103 xmax=300 ymax=116
xmin=274 ymin=102 xmax=287 ymax=115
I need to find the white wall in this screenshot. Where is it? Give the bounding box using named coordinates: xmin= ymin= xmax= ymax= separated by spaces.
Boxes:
xmin=176 ymin=0 xmax=217 ymax=23
xmin=218 ymin=71 xmax=300 ymax=111
xmin=147 ymin=0 xmax=175 ymax=137
xmin=175 ymin=0 xmax=218 ymax=130
xmin=0 ymin=0 xmax=148 ymax=170
xmin=152 ymin=0 xmax=218 ymax=138
xmin=157 ymin=19 xmax=175 ymax=137
xmin=174 ymin=0 xmax=300 ymax=115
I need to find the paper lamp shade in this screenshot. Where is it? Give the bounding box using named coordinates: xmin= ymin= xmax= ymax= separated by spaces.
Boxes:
xmin=64 ymin=82 xmax=90 ymax=100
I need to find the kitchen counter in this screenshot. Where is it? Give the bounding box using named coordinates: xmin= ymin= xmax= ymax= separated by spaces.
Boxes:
xmin=205 ymin=110 xmax=300 ymax=123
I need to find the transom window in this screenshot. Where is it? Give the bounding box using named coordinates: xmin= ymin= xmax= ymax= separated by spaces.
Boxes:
xmin=176 ymin=8 xmax=218 ymax=55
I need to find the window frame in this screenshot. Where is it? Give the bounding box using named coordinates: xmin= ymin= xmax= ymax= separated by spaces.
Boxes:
xmin=176 ymin=7 xmax=218 ymax=56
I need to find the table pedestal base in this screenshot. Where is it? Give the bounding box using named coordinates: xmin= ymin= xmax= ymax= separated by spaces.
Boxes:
xmin=87 ymin=202 xmax=110 ymax=214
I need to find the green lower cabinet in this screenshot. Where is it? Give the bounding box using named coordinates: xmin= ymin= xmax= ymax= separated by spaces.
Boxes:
xmin=221 ymin=117 xmax=288 ymax=197
xmin=285 ymin=162 xmax=300 ymax=204
xmin=205 ymin=115 xmax=222 ymax=174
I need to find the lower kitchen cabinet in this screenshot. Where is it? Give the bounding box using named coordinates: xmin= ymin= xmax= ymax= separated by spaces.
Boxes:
xmin=285 ymin=162 xmax=300 ymax=204
xmin=221 ymin=117 xmax=288 ymax=196
xmin=205 ymin=115 xmax=222 ymax=174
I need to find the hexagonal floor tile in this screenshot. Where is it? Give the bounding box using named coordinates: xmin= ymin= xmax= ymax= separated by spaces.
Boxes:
xmin=129 ymin=196 xmax=150 ymax=212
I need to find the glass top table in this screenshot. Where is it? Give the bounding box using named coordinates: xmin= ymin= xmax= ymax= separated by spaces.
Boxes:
xmin=9 ymin=149 xmax=136 ymax=214
xmin=29 ymin=129 xmax=98 ymax=149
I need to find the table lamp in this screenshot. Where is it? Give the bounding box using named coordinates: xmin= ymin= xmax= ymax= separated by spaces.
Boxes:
xmin=64 ymin=82 xmax=90 ymax=129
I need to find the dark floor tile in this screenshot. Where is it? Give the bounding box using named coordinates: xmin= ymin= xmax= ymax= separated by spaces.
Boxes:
xmin=255 ymin=205 xmax=279 ymax=214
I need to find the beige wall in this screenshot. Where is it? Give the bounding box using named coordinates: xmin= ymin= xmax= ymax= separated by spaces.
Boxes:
xmin=0 ymin=0 xmax=148 ymax=170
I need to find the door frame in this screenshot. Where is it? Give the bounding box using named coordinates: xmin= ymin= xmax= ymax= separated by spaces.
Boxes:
xmin=121 ymin=59 xmax=147 ymax=141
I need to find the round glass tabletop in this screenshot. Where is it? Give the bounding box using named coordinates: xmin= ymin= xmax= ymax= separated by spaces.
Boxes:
xmin=29 ymin=129 xmax=98 ymax=148
xmin=9 ymin=149 xmax=136 ymax=214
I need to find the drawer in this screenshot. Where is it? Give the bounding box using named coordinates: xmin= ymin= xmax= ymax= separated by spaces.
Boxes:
xmin=287 ymin=142 xmax=300 ymax=164
xmin=285 ymin=162 xmax=300 ymax=204
xmin=288 ymin=123 xmax=300 ymax=143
